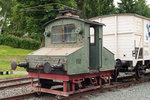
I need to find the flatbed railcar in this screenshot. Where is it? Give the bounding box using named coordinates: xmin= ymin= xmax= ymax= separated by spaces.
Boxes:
xmin=11 ymin=10 xmax=115 ymax=96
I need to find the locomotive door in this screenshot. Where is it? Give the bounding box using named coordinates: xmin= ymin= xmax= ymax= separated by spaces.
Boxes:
xmin=89 ymin=26 xmax=100 ymax=70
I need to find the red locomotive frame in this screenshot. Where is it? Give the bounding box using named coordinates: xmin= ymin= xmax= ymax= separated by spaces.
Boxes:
xmin=29 ymin=70 xmax=114 ymax=96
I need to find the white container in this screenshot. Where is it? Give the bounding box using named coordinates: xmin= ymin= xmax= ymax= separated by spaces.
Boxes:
xmin=90 ymin=14 xmax=150 ymax=66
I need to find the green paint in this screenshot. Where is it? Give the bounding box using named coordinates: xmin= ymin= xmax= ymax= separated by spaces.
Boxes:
xmin=89 ymin=26 xmax=102 ymax=70
xmin=101 ymin=47 xmax=115 ymax=71
xmin=27 ymin=17 xmax=114 ymax=74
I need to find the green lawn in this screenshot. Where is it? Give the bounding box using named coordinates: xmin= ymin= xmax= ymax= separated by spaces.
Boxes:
xmin=0 ymin=45 xmax=33 ymax=71
xmin=0 ymin=73 xmax=27 ymax=78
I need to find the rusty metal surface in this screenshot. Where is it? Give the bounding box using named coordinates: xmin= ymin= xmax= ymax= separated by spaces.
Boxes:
xmin=29 ymin=47 xmax=82 ymax=56
xmin=57 ymin=73 xmax=150 ymax=100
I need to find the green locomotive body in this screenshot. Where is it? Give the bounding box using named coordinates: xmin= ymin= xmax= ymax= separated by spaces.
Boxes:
xmin=10 ymin=10 xmax=115 ymax=96
xmin=25 ymin=13 xmax=114 ymax=75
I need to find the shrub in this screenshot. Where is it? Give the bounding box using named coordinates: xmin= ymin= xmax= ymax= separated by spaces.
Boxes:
xmin=7 ymin=31 xmax=25 ymax=37
xmin=0 ymin=35 xmax=40 ymax=50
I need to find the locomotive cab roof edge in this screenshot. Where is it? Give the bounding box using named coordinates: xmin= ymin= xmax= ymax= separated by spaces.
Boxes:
xmin=43 ymin=16 xmax=105 ymax=27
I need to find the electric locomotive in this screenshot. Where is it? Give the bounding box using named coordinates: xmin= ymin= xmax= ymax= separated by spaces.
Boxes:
xmin=11 ymin=9 xmax=115 ymax=96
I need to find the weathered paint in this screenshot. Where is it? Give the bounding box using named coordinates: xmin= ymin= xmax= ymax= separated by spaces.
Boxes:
xmin=26 ymin=55 xmax=66 ymax=69
xmin=45 ymin=19 xmax=85 ymax=47
xmin=27 ymin=17 xmax=115 ymax=74
xmin=67 ymin=47 xmax=89 ymax=74
xmin=90 ymin=26 xmax=103 ymax=70
xmin=67 ymin=23 xmax=90 ymax=74
xmin=28 ymin=47 xmax=82 ymax=56
xmin=101 ymin=47 xmax=114 ymax=71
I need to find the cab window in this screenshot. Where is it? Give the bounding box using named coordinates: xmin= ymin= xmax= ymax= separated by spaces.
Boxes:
xmin=90 ymin=27 xmax=95 ymax=44
xmin=52 ymin=25 xmax=63 ymax=43
xmin=52 ymin=24 xmax=76 ymax=43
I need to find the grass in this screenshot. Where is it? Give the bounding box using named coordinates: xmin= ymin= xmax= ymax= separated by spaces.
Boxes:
xmin=0 ymin=45 xmax=33 ymax=72
xmin=0 ymin=73 xmax=27 ymax=79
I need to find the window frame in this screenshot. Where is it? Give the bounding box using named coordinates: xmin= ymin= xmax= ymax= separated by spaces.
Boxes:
xmin=51 ymin=24 xmax=77 ymax=44
xmin=90 ymin=27 xmax=96 ymax=45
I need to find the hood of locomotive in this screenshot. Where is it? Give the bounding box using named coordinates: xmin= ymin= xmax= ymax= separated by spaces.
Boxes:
xmin=26 ymin=46 xmax=82 ymax=74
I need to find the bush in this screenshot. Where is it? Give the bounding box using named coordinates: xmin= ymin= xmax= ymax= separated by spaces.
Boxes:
xmin=0 ymin=35 xmax=40 ymax=50
xmin=7 ymin=31 xmax=25 ymax=37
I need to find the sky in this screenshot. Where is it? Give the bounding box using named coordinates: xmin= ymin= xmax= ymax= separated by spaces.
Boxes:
xmin=114 ymin=0 xmax=150 ymax=7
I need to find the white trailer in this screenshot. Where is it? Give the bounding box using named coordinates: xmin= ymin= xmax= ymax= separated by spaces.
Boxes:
xmin=90 ymin=14 xmax=150 ymax=74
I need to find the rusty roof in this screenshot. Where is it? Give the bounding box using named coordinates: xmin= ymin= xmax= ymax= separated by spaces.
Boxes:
xmin=43 ymin=16 xmax=105 ymax=27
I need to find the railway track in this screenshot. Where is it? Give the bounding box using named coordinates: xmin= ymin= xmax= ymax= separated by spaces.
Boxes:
xmin=0 ymin=75 xmax=29 ymax=83
xmin=0 ymin=73 xmax=150 ymax=100
xmin=0 ymin=81 xmax=36 ymax=90
xmin=0 ymin=76 xmax=38 ymax=100
xmin=0 ymin=76 xmax=38 ymax=90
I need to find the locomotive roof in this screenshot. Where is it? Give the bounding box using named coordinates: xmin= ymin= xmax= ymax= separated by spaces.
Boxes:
xmin=43 ymin=16 xmax=105 ymax=27
xmin=28 ymin=46 xmax=82 ymax=56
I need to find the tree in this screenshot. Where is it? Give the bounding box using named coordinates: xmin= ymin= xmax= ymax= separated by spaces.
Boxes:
xmin=76 ymin=0 xmax=116 ymax=19
xmin=100 ymin=0 xmax=116 ymax=15
xmin=117 ymin=0 xmax=150 ymax=18
xmin=134 ymin=0 xmax=150 ymax=17
xmin=0 ymin=0 xmax=14 ymax=35
xmin=9 ymin=0 xmax=77 ymax=41
xmin=117 ymin=0 xmax=136 ymax=13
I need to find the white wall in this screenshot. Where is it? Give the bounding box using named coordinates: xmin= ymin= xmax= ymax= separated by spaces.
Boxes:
xmin=117 ymin=34 xmax=134 ymax=60
xmin=103 ymin=34 xmax=134 ymax=60
xmin=103 ymin=35 xmax=115 ymax=54
xmin=118 ymin=16 xmax=134 ymax=34
xmin=91 ymin=14 xmax=150 ymax=62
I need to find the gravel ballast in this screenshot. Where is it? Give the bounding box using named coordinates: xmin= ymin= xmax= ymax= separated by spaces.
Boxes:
xmin=0 ymin=86 xmax=32 ymax=98
xmin=86 ymin=81 xmax=150 ymax=100
xmin=1 ymin=77 xmax=150 ymax=100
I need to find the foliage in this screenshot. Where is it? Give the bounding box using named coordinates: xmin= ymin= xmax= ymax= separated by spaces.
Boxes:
xmin=1 ymin=0 xmax=150 ymax=42
xmin=0 ymin=0 xmax=15 ymax=34
xmin=76 ymin=0 xmax=116 ymax=19
xmin=7 ymin=31 xmax=25 ymax=37
xmin=134 ymin=0 xmax=150 ymax=17
xmin=8 ymin=0 xmax=77 ymax=41
xmin=117 ymin=0 xmax=150 ymax=18
xmin=0 ymin=35 xmax=40 ymax=50
xmin=117 ymin=0 xmax=136 ymax=13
